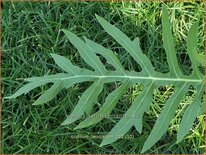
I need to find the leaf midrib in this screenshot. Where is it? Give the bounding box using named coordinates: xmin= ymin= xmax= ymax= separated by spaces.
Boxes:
xmin=32 ymin=74 xmax=203 ymax=83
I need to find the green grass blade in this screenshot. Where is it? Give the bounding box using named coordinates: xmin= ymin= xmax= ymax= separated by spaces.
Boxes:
xmin=95 ymin=15 xmax=154 ymax=76
xmin=62 ymin=29 xmax=107 ymax=74
xmin=141 ymin=83 xmax=189 ymax=153
xmin=51 ymin=53 xmax=81 ymax=75
xmin=61 ymin=79 xmax=104 ymax=125
xmin=74 ymin=80 xmax=132 ymax=130
xmin=33 ymin=81 xmax=63 ymax=105
xmin=176 ymin=84 xmax=204 ymax=143
xmin=162 ymin=6 xmax=183 ymax=78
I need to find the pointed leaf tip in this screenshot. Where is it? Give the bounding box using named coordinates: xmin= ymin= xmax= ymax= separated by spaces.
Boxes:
xmin=62 ymin=29 xmax=67 ymax=33
xmin=32 ymin=81 xmax=62 ymax=105
xmin=74 ymin=124 xmax=86 ymax=130
xmin=74 ymin=123 xmax=90 ymax=130
xmin=95 ymin=14 xmax=100 ymax=18
xmin=50 ymin=53 xmax=58 ymax=60
xmin=100 ymin=140 xmax=109 ymax=147
xmin=32 ymin=102 xmax=41 ymax=106
xmin=60 ymin=122 xmax=66 ymax=126
xmin=176 ymin=139 xmax=181 ymax=144
xmin=4 ymin=96 xmax=14 ymax=99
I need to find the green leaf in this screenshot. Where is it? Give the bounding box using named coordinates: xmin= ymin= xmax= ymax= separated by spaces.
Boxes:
xmin=133 ymin=81 xmax=154 ymax=133
xmin=162 ymin=6 xmax=183 ymax=78
xmin=198 ymin=101 xmax=205 ymax=115
xmin=141 ymin=83 xmax=189 ymax=153
xmin=62 ymin=29 xmax=107 ymax=74
xmin=134 ymin=117 xmax=143 ymax=134
xmin=95 ymin=14 xmax=154 ymax=76
xmin=33 ymin=81 xmax=63 ymax=105
xmin=196 ymin=53 xmax=205 ymax=66
xmin=61 ymin=79 xmax=104 ymax=125
xmin=25 ymin=73 xmax=97 ymax=89
xmin=74 ymin=80 xmax=132 ymax=130
xmin=100 ymin=81 xmax=154 ymax=146
xmin=176 ymin=84 xmax=204 ymax=143
xmin=84 ymin=37 xmax=126 ymax=74
xmin=4 ymin=80 xmax=53 ymax=99
xmin=51 ymin=53 xmax=81 ymax=75
xmin=186 ymin=22 xmax=203 ymax=78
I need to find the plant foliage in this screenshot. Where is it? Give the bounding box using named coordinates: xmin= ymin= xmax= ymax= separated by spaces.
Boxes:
xmin=6 ymin=6 xmax=205 ymax=152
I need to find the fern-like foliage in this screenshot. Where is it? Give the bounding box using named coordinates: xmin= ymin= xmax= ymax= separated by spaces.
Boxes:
xmin=6 ymin=6 xmax=205 ymax=152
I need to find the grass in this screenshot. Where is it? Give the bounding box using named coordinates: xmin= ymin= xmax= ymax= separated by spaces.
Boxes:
xmin=2 ymin=1 xmax=205 ymax=154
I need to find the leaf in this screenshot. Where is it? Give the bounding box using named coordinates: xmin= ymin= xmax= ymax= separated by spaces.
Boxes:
xmin=141 ymin=83 xmax=189 ymax=153
xmin=4 ymin=80 xmax=54 ymax=99
xmin=51 ymin=53 xmax=81 ymax=75
xmin=186 ymin=22 xmax=203 ymax=78
xmin=196 ymin=53 xmax=205 ymax=66
xmin=24 ymin=73 xmax=71 ymax=82
xmin=61 ymin=79 xmax=104 ymax=125
xmin=176 ymin=84 xmax=204 ymax=143
xmin=84 ymin=37 xmax=126 ymax=75
xmin=133 ymin=81 xmax=154 ymax=133
xmin=162 ymin=6 xmax=183 ymax=78
xmin=62 ymin=29 xmax=107 ymax=74
xmin=95 ymin=14 xmax=154 ymax=76
xmin=25 ymin=73 xmax=97 ymax=89
xmin=74 ymin=80 xmax=132 ymax=130
xmin=198 ymin=101 xmax=205 ymax=115
xmin=100 ymin=81 xmax=154 ymax=146
xmin=33 ymin=81 xmax=63 ymax=105
xmin=6 ymin=7 xmax=204 ymax=153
